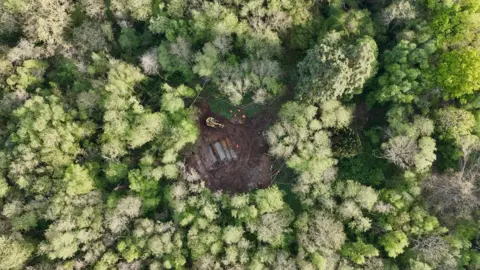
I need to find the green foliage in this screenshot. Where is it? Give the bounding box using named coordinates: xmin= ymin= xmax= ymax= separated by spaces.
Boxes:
xmin=149 ymin=12 xmax=189 ymax=41
xmin=379 ymin=231 xmax=409 ymax=258
xmin=328 ymin=9 xmax=375 ymax=38
xmin=435 ymin=106 xmax=476 ymax=142
xmin=375 ymin=39 xmax=436 ymax=105
xmin=100 ymin=60 xmax=147 ymax=159
xmin=332 ymin=129 xmax=362 ymax=158
xmin=118 ymin=28 xmax=140 ymax=54
xmin=223 ymin=226 xmax=244 ymax=245
xmin=408 ymin=259 xmax=432 ymax=270
xmin=160 ymin=83 xmax=196 ymax=113
xmin=0 ymin=177 xmax=9 ymax=198
xmin=47 ymin=58 xmax=89 ymax=92
xmin=39 ymin=192 xmax=106 ymax=260
xmin=435 ymin=138 xmax=464 ymax=171
xmin=111 ymin=0 xmax=152 ymax=21
xmin=381 ymin=109 xmax=437 ymax=172
xmin=63 ymin=164 xmax=95 ymax=196
xmin=1 ymin=1 xmax=479 ymax=269
xmin=104 ymin=162 xmax=128 ymax=184
xmin=128 ymin=169 xmax=160 ymax=212
xmin=157 ymin=37 xmax=194 ymax=81
xmin=6 ymin=60 xmax=48 ymax=91
xmin=338 ymin=137 xmax=389 ymax=187
xmin=266 ymin=100 xmax=352 ymax=173
xmin=254 ymin=186 xmax=285 ymax=214
xmin=341 ymin=240 xmax=379 ymax=265
xmin=94 ymin=251 xmax=119 ymax=270
xmin=20 ymin=0 xmax=71 ymax=50
xmin=128 ymin=113 xmax=164 ymax=149
xmin=310 ymin=252 xmax=327 ymax=270
xmin=438 ymin=48 xmax=480 ymax=101
xmin=0 ymin=235 xmax=34 ymax=269
xmin=428 ymin=0 xmax=480 ymax=48
xmin=296 ymin=32 xmax=377 ymax=103
xmin=9 ymin=95 xmax=93 ymax=190
xmin=192 ymin=38 xmax=285 ymax=105
xmin=193 ymin=42 xmax=218 ymax=78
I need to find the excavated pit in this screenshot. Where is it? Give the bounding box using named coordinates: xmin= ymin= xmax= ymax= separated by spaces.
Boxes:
xmin=186 ymin=103 xmax=272 ymax=193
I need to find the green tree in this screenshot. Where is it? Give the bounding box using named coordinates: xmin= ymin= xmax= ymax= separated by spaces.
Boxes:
xmin=223 ymin=226 xmax=244 ymax=245
xmin=106 ymin=196 xmax=142 ymax=234
xmin=379 ymin=231 xmax=409 ymax=258
xmin=341 ymin=240 xmax=379 ymax=265
xmin=110 ymin=0 xmax=152 ymax=21
xmin=116 ymin=219 xmax=186 ymax=268
xmin=39 ymin=191 xmax=105 ymax=260
xmin=331 ymin=128 xmax=362 ymax=158
xmin=408 ymin=259 xmax=432 ymax=270
xmin=118 ymin=28 xmax=140 ymax=55
xmin=266 ymin=101 xmax=351 ymax=173
xmin=22 ymin=0 xmax=72 ymax=54
xmin=438 ymin=48 xmax=480 ymax=101
xmin=100 ymin=59 xmax=172 ymax=160
xmin=435 ymin=107 xmax=476 ymax=142
xmin=128 ymin=113 xmax=165 ymax=149
xmin=0 ymin=234 xmax=34 ymax=269
xmin=158 ymin=37 xmax=194 ymax=81
xmin=8 ymin=95 xmax=93 ymax=190
xmin=63 ymin=164 xmax=95 ymax=196
xmin=375 ymin=39 xmax=436 ymax=105
xmin=6 ymin=59 xmax=48 ymax=91
xmin=254 ymin=186 xmax=285 ymax=214
xmin=0 ymin=176 xmax=9 ymax=198
xmin=254 ymin=210 xmax=293 ymax=247
xmin=382 ymin=110 xmax=436 ymax=172
xmin=428 ymin=0 xmax=480 ymax=48
xmin=192 ymin=42 xmax=218 ymax=78
xmin=296 ymin=31 xmax=377 ymax=103
xmin=128 ymin=169 xmax=160 ymax=212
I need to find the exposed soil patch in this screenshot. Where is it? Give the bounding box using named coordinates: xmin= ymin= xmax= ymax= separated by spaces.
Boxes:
xmin=353 ymin=101 xmax=369 ymax=130
xmin=186 ymin=102 xmax=273 ymax=193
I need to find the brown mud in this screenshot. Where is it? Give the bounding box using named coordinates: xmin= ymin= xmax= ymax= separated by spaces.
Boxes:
xmin=186 ymin=102 xmax=273 ymax=193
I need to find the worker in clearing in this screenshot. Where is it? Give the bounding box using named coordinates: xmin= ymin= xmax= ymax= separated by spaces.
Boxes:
xmin=206 ymin=117 xmax=224 ymax=128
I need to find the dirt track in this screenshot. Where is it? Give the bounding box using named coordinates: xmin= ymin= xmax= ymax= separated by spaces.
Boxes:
xmin=186 ymin=103 xmax=272 ymax=193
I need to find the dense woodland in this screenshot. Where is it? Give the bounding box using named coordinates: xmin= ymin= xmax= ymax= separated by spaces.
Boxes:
xmin=1 ymin=0 xmax=480 ymax=269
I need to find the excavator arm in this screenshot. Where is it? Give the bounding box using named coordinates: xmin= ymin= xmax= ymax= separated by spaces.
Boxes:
xmin=206 ymin=117 xmax=224 ymax=128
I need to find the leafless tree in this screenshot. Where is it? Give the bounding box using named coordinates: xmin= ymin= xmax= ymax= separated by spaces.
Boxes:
xmin=422 ymin=153 xmax=480 ymax=224
xmin=117 ymin=261 xmax=142 ymax=270
xmin=381 ymin=136 xmax=418 ymax=169
xmin=169 ymin=36 xmax=192 ymax=65
xmin=140 ymin=48 xmax=159 ymax=75
xmin=412 ymin=236 xmax=457 ymax=268
xmin=380 ymin=0 xmax=417 ymax=26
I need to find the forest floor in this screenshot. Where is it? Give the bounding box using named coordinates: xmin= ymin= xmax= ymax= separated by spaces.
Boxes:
xmin=186 ymin=102 xmax=273 ymax=193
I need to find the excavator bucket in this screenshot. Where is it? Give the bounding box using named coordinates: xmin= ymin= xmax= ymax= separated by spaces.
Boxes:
xmin=206 ymin=117 xmax=224 ymax=128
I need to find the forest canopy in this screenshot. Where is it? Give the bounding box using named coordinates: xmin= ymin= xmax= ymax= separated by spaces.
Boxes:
xmin=1 ymin=0 xmax=480 ymax=269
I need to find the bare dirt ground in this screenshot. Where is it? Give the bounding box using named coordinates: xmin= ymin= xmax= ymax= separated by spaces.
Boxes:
xmin=186 ymin=102 xmax=273 ymax=193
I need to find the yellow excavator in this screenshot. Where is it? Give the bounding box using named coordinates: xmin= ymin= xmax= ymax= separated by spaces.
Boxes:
xmin=206 ymin=117 xmax=224 ymax=128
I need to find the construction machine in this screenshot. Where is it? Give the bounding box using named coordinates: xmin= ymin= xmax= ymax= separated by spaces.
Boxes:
xmin=206 ymin=117 xmax=224 ymax=128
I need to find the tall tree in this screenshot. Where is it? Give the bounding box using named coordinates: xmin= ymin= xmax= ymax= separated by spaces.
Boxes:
xmin=296 ymin=31 xmax=377 ymax=103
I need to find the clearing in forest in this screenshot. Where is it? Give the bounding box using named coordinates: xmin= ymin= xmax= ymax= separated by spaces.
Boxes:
xmin=186 ymin=102 xmax=272 ymax=193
